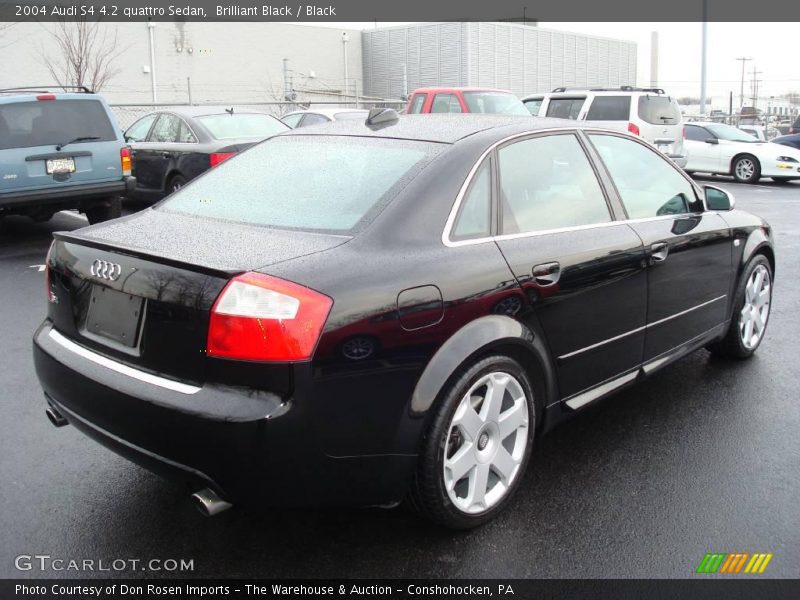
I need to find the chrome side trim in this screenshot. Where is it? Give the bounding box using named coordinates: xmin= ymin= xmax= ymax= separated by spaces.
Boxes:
xmin=647 ymin=294 xmax=727 ymax=329
xmin=48 ymin=329 xmax=201 ymax=395
xmin=565 ymin=370 xmax=638 ymax=410
xmin=557 ymin=294 xmax=727 ymax=361
xmin=558 ymin=325 xmax=647 ymax=361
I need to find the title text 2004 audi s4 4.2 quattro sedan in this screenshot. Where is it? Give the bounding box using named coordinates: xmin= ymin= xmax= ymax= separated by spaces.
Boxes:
xmin=33 ymin=112 xmax=775 ymax=529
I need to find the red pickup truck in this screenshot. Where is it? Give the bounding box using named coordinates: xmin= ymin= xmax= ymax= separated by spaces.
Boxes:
xmin=405 ymin=87 xmax=529 ymax=115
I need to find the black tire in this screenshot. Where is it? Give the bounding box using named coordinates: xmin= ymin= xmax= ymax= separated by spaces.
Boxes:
xmin=85 ymin=197 xmax=122 ymax=225
xmin=731 ymin=154 xmax=761 ymax=184
xmin=167 ymin=174 xmax=187 ymax=194
xmin=409 ymin=354 xmax=536 ymax=529
xmin=707 ymin=254 xmax=772 ymax=359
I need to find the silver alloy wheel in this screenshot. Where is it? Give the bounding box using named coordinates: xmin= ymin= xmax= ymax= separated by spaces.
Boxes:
xmin=443 ymin=371 xmax=529 ymax=514
xmin=735 ymin=158 xmax=756 ymax=181
xmin=739 ymin=264 xmax=771 ymax=350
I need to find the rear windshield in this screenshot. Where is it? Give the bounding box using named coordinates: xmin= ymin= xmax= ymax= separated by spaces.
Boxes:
xmin=0 ymin=99 xmax=116 ymax=151
xmin=159 ymin=136 xmax=438 ymax=233
xmin=462 ymin=92 xmax=529 ymax=116
xmin=586 ymin=96 xmax=631 ymax=120
xmin=637 ymin=95 xmax=681 ymax=125
xmin=196 ymin=113 xmax=288 ymax=140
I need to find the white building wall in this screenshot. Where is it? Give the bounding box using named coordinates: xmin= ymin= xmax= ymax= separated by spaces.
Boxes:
xmin=0 ymin=22 xmax=363 ymax=105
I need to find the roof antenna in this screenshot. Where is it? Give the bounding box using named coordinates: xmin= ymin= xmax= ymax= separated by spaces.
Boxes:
xmin=225 ymin=107 xmax=234 ymax=115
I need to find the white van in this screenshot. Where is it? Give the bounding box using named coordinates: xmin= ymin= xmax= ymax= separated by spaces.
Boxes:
xmin=523 ymin=87 xmax=687 ymax=168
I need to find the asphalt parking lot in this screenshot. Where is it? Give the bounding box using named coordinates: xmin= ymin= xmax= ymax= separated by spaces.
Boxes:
xmin=1 ymin=179 xmax=798 ymax=580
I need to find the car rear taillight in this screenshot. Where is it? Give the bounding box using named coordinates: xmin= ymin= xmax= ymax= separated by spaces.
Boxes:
xmin=207 ymin=272 xmax=333 ymax=362
xmin=45 ymin=242 xmax=57 ymax=304
xmin=209 ymin=152 xmax=236 ymax=167
xmin=120 ymin=147 xmax=132 ymax=176
xmin=627 ymin=122 xmax=640 ymax=136
xmin=36 ymin=94 xmax=56 ymax=101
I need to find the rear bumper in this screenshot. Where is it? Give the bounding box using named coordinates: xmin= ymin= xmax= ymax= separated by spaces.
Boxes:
xmin=32 ymin=322 xmax=414 ymax=507
xmin=0 ymin=176 xmax=136 ymax=210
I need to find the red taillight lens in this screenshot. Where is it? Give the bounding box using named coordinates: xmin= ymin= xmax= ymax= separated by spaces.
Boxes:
xmin=207 ymin=272 xmax=333 ymax=362
xmin=627 ymin=122 xmax=640 ymax=136
xmin=120 ymin=147 xmax=132 ymax=176
xmin=209 ymin=152 xmax=236 ymax=167
xmin=37 ymin=94 xmax=56 ymax=101
xmin=45 ymin=242 xmax=57 ymax=304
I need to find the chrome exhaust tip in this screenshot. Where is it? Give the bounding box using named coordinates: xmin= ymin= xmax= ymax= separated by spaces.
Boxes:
xmin=45 ymin=405 xmax=68 ymax=428
xmin=191 ymin=488 xmax=232 ymax=517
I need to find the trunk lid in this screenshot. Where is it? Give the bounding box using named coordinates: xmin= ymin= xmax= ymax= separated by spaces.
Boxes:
xmin=47 ymin=209 xmax=350 ymax=383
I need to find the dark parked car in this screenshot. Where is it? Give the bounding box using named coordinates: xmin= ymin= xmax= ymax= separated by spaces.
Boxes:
xmin=0 ymin=87 xmax=135 ymax=223
xmin=124 ymin=106 xmax=288 ymax=201
xmin=772 ymin=132 xmax=800 ymax=151
xmin=34 ymin=113 xmax=775 ymax=529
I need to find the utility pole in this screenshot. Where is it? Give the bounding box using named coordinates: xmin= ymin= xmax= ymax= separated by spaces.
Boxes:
xmin=736 ymin=57 xmax=751 ymax=112
xmin=750 ymin=65 xmax=762 ymax=109
xmin=699 ymin=0 xmax=708 ymax=116
xmin=342 ymin=32 xmax=349 ymax=106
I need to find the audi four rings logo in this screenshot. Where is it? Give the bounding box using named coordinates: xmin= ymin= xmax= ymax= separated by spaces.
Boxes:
xmin=90 ymin=259 xmax=122 ymax=281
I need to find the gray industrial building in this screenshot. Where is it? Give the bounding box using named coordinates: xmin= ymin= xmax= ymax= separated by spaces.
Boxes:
xmin=363 ymin=22 xmax=638 ymax=100
xmin=1 ymin=21 xmax=636 ymax=108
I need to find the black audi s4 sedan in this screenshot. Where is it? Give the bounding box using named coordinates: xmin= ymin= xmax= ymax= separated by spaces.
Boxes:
xmin=33 ymin=113 xmax=775 ymax=528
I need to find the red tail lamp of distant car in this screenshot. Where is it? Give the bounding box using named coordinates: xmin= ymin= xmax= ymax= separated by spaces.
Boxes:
xmin=210 ymin=152 xmax=237 ymax=167
xmin=627 ymin=122 xmax=640 ymax=136
xmin=207 ymin=272 xmax=333 ymax=362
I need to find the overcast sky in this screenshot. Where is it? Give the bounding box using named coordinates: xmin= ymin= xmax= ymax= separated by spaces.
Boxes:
xmin=328 ymin=22 xmax=798 ymax=107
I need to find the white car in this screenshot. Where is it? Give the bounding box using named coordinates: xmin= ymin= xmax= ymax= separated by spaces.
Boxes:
xmin=684 ymin=122 xmax=800 ymax=183
xmin=522 ymin=87 xmax=687 ymax=168
xmin=280 ymin=108 xmax=369 ymax=129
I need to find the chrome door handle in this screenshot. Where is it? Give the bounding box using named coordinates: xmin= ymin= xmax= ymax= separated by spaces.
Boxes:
xmin=533 ymin=262 xmax=561 ymax=286
xmin=651 ymin=242 xmax=669 ymax=263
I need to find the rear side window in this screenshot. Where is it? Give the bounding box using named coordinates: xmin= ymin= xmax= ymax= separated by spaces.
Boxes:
xmin=160 ymin=137 xmax=438 ymax=233
xmin=431 ymin=94 xmax=462 ymax=113
xmin=586 ymin=96 xmax=631 ymax=121
xmin=637 ymin=95 xmax=681 ymax=125
xmin=498 ymin=134 xmax=611 ymax=234
xmin=197 ymin=113 xmax=288 ymax=138
xmin=409 ymin=94 xmax=427 ymax=114
xmin=0 ymin=99 xmax=116 ymax=151
xmin=545 ymin=98 xmax=586 ymax=120
xmin=452 ymin=160 xmax=492 ymax=241
xmin=589 ymin=134 xmax=698 ymax=219
xmin=150 ymin=114 xmax=181 ymax=143
xmin=524 ymin=98 xmax=543 ymax=116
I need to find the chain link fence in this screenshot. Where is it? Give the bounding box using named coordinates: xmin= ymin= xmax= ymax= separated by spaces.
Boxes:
xmin=110 ymin=99 xmax=406 ymax=130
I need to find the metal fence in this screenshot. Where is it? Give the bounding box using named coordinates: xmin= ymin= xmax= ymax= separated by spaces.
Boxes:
xmin=110 ymin=99 xmax=406 ymax=130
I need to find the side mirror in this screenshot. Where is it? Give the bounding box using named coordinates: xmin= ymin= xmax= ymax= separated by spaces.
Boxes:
xmin=705 ymin=138 xmax=719 ymax=145
xmin=705 ymin=185 xmax=735 ymax=211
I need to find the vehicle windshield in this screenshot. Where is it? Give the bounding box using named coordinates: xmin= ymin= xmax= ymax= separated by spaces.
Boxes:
xmin=0 ymin=99 xmax=116 ymax=151
xmin=706 ymin=123 xmax=759 ymax=142
xmin=159 ymin=136 xmax=438 ymax=233
xmin=462 ymin=92 xmax=529 ymax=116
xmin=196 ymin=113 xmax=288 ymax=140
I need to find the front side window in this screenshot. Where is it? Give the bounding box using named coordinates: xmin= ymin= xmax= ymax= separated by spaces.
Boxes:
xmin=498 ymin=134 xmax=611 ymax=234
xmin=684 ymin=125 xmax=711 ymax=142
xmin=125 ymin=114 xmax=158 ymax=142
xmin=452 ymin=160 xmax=492 ymax=241
xmin=589 ymin=134 xmax=699 ymax=219
xmin=586 ymin=96 xmax=631 ymax=121
xmin=409 ymin=94 xmax=427 ymax=114
xmin=431 ymin=94 xmax=462 ymax=114
xmin=545 ymin=98 xmax=586 ymax=120
xmin=705 ymin=123 xmax=757 ymax=142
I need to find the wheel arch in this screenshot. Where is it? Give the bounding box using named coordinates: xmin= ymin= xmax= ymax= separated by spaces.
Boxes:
xmin=741 ymin=231 xmax=775 ymax=279
xmin=163 ymin=169 xmax=184 ymax=193
xmin=729 ymin=152 xmax=760 ymax=175
xmin=410 ymin=315 xmax=558 ymax=429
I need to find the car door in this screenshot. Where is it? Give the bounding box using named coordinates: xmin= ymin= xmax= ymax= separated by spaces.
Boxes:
xmin=492 ymin=132 xmax=648 ymax=402
xmin=588 ymin=133 xmax=733 ymax=363
xmin=124 ymin=113 xmax=159 ymax=199
xmin=131 ymin=113 xmax=181 ymax=194
xmin=684 ymin=124 xmax=722 ymax=172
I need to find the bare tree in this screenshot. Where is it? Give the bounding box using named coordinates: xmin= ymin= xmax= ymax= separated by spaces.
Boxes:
xmin=40 ymin=21 xmax=125 ymax=92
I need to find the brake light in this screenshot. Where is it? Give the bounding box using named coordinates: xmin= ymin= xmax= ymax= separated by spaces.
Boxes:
xmin=207 ymin=272 xmax=333 ymax=362
xmin=682 ymin=126 xmax=686 ymax=140
xmin=36 ymin=94 xmax=56 ymax=101
xmin=120 ymin=147 xmax=132 ymax=176
xmin=209 ymin=152 xmax=236 ymax=167
xmin=627 ymin=122 xmax=640 ymax=136
xmin=45 ymin=242 xmax=57 ymax=304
